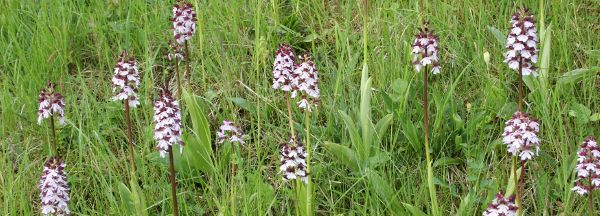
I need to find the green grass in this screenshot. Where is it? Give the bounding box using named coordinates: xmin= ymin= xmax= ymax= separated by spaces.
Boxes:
xmin=1 ymin=0 xmax=599 ymax=215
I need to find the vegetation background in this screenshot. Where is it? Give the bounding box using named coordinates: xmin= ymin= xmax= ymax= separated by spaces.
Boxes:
xmin=1 ymin=0 xmax=599 ymax=215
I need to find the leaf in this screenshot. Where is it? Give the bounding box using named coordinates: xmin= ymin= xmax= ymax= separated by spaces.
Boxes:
xmin=497 ymin=102 xmax=517 ymax=118
xmin=569 ymin=102 xmax=591 ymax=125
xmin=402 ymin=203 xmax=429 ymax=216
xmin=557 ymin=67 xmax=600 ymax=87
xmin=338 ymin=110 xmax=362 ymax=153
xmin=487 ymin=26 xmax=506 ymax=46
xmin=182 ymin=90 xmax=216 ymax=175
xmin=360 ymin=77 xmax=373 ymax=156
xmin=590 ymin=113 xmax=600 ymax=122
xmin=401 ymin=118 xmax=422 ymax=154
xmin=538 ymin=25 xmax=551 ymax=97
xmin=433 ymin=157 xmax=461 ymax=168
xmin=390 ymin=78 xmax=410 ymax=102
xmin=302 ymin=33 xmax=319 ymax=42
xmin=323 ymin=142 xmax=360 ymax=173
xmin=368 ymin=172 xmax=402 ymax=211
xmin=118 ymin=181 xmax=147 ymax=216
xmin=505 ymin=166 xmax=522 ymax=196
xmin=229 ymin=97 xmax=257 ymax=115
xmin=455 ymin=192 xmax=473 ymax=216
xmin=373 ymin=114 xmax=394 ymax=147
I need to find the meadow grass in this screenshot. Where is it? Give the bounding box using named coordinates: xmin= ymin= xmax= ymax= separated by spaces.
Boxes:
xmin=1 ymin=0 xmax=599 ymax=215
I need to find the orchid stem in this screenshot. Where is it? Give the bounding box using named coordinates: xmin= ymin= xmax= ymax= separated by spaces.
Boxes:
xmin=124 ymin=100 xmax=136 ymax=174
xmin=168 ymin=146 xmax=179 ymax=216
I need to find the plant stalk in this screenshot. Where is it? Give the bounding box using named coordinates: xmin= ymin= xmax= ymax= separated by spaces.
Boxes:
xmin=305 ymin=110 xmax=312 ymax=216
xmin=49 ymin=114 xmax=58 ymax=157
xmin=168 ymin=146 xmax=179 ymax=216
xmin=285 ymin=93 xmax=296 ymax=145
xmin=589 ymin=176 xmax=595 ymax=215
xmin=519 ymin=160 xmax=525 ymax=215
xmin=175 ymin=58 xmax=182 ymax=99
xmin=185 ymin=41 xmax=191 ymax=84
xmin=423 ymin=64 xmax=439 ymax=216
xmin=124 ymin=101 xmax=136 ymax=173
xmin=518 ymin=56 xmax=523 ymax=112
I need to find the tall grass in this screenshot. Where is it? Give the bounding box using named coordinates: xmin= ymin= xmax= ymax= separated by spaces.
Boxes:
xmin=1 ymin=0 xmax=599 ymax=215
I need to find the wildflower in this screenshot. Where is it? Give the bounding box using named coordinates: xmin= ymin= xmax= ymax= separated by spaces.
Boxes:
xmin=279 ymin=138 xmax=308 ymax=184
xmin=172 ymin=0 xmax=197 ymax=44
xmin=153 ymin=89 xmax=183 ymax=158
xmin=411 ymin=23 xmax=440 ymax=74
xmin=39 ymin=157 xmax=70 ymax=216
xmin=483 ymin=191 xmax=517 ymax=216
xmin=216 ymin=120 xmax=245 ymax=144
xmin=167 ymin=40 xmax=185 ymax=61
xmin=572 ymin=137 xmax=600 ymax=195
xmin=111 ymin=51 xmax=140 ymax=107
xmin=505 ymin=8 xmax=538 ymax=76
xmin=291 ymin=54 xmax=320 ymax=112
xmin=38 ymin=82 xmax=66 ymax=125
xmin=271 ymin=44 xmax=295 ymax=92
xmin=502 ymin=111 xmax=540 ymax=161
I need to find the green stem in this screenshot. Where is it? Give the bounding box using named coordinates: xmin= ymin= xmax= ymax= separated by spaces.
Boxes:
xmin=424 ymin=63 xmax=439 ymax=216
xmin=168 ymin=146 xmax=179 ymax=216
xmin=124 ymin=101 xmax=136 ymax=174
xmin=185 ymin=40 xmax=191 ymax=84
xmin=175 ymin=58 xmax=181 ymax=100
xmin=305 ymin=110 xmax=312 ymax=216
xmin=49 ymin=114 xmax=58 ymax=157
xmin=286 ymin=93 xmax=296 ymax=145
xmin=589 ymin=176 xmax=595 ymax=215
xmin=512 ymin=157 xmax=520 ymax=214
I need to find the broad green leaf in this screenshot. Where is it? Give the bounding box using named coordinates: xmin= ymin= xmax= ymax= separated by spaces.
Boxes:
xmin=229 ymin=97 xmax=257 ymax=115
xmin=182 ymin=90 xmax=216 ymax=175
xmin=338 ymin=110 xmax=362 ymax=153
xmin=487 ymin=26 xmax=506 ymax=46
xmin=590 ymin=113 xmax=600 ymax=122
xmin=401 ymin=118 xmax=422 ymax=154
xmin=433 ymin=157 xmax=461 ymax=168
xmin=360 ymin=77 xmax=373 ymax=157
xmin=323 ymin=142 xmax=360 ymax=173
xmin=390 ymin=78 xmax=410 ymax=102
xmin=557 ymin=67 xmax=600 ymax=87
xmin=538 ymin=25 xmax=551 ymax=97
xmin=505 ymin=166 xmax=522 ymax=196
xmin=373 ymin=114 xmax=394 ymax=147
xmin=455 ymin=192 xmax=473 ymax=216
xmin=568 ymin=102 xmax=591 ymax=125
xmin=118 ymin=181 xmax=147 ymax=216
xmin=402 ymin=203 xmax=429 ymax=216
xmin=368 ymin=172 xmax=402 ymax=210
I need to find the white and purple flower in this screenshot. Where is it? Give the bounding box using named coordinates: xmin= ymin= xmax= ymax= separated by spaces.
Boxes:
xmin=153 ymin=89 xmax=184 ymax=158
xmin=39 ymin=156 xmax=70 ymax=216
xmin=37 ymin=82 xmax=66 ymax=125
